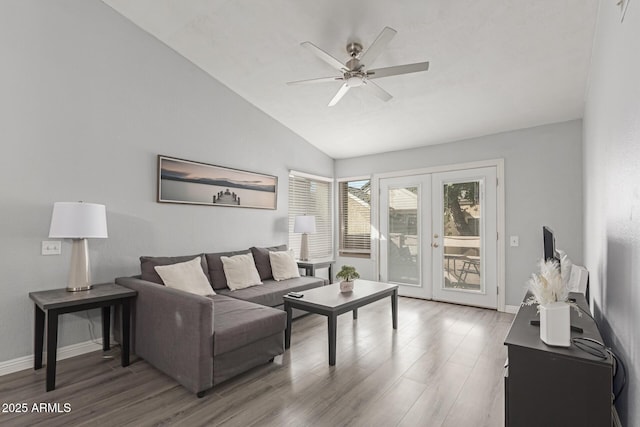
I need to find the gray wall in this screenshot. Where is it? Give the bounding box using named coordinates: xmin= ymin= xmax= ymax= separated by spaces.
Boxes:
xmin=335 ymin=120 xmax=584 ymax=307
xmin=583 ymin=1 xmax=640 ymax=425
xmin=0 ymin=0 xmax=332 ymax=362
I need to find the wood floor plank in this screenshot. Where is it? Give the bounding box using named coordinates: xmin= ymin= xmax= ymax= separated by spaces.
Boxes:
xmin=350 ymin=377 xmax=427 ymax=427
xmin=398 ymin=361 xmax=473 ymax=427
xmin=440 ymin=354 xmax=507 ymax=427
xmin=0 ymin=297 xmax=512 ymax=426
xmin=304 ymin=345 xmax=427 ymax=426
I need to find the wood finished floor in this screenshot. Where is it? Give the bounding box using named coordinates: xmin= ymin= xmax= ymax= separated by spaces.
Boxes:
xmin=0 ymin=297 xmax=513 ymax=427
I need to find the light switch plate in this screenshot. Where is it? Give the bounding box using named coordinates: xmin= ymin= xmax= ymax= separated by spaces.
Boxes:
xmin=42 ymin=241 xmax=61 ymax=255
xmin=510 ymin=236 xmax=519 ymax=247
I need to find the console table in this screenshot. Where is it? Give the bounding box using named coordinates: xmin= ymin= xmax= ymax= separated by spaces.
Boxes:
xmin=504 ymin=292 xmax=613 ymax=426
xmin=29 ymin=283 xmax=136 ymax=391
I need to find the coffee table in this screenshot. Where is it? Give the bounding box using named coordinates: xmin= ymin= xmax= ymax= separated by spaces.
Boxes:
xmin=283 ymin=280 xmax=398 ymax=365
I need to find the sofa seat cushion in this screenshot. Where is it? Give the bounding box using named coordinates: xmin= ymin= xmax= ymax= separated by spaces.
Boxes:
xmin=212 ymin=295 xmax=286 ymax=356
xmin=217 ymin=276 xmax=325 ymax=307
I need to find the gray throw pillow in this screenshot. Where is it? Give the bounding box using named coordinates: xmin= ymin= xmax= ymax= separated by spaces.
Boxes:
xmin=250 ymin=245 xmax=287 ymax=281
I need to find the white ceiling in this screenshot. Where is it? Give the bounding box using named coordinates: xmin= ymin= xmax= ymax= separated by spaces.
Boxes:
xmin=102 ymin=0 xmax=599 ymax=159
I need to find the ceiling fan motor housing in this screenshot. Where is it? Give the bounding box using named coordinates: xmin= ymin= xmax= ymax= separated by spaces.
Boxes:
xmin=346 ymin=42 xmax=363 ymax=57
xmin=346 ymin=42 xmax=364 ymax=72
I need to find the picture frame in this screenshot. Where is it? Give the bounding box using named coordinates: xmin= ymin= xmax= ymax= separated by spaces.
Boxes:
xmin=157 ymin=155 xmax=278 ymax=210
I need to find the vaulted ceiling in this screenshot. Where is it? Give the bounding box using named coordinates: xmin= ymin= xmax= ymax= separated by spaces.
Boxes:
xmin=102 ymin=0 xmax=599 ymax=159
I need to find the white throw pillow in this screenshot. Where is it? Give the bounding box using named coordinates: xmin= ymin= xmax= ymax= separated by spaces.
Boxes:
xmin=269 ymin=249 xmax=301 ymax=281
xmin=154 ymin=257 xmax=215 ymax=296
xmin=221 ymin=252 xmax=263 ymax=290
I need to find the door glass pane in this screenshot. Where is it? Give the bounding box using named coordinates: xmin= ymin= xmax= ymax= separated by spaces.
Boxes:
xmin=388 ymin=186 xmax=419 ymax=285
xmin=442 ymin=181 xmax=481 ymax=291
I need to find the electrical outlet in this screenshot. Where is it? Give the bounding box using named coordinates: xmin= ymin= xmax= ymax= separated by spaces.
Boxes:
xmin=510 ymin=236 xmax=519 ymax=247
xmin=42 ymin=241 xmax=61 ymax=255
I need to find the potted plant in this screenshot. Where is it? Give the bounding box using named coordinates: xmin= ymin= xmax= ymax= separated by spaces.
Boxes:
xmin=523 ymin=259 xmax=577 ymax=347
xmin=336 ymin=265 xmax=360 ymax=293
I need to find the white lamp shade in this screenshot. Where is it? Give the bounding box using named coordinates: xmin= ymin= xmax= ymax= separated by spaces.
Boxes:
xmin=49 ymin=202 xmax=108 ymax=239
xmin=294 ymin=215 xmax=316 ymax=234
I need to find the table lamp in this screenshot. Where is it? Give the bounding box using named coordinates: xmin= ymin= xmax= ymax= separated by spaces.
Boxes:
xmin=49 ymin=202 xmax=108 ymax=292
xmin=294 ymin=215 xmax=316 ymax=261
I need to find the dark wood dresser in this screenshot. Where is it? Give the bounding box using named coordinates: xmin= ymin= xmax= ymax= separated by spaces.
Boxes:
xmin=504 ymin=293 xmax=613 ymax=426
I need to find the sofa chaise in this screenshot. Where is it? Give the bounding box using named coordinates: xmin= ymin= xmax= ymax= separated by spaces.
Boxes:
xmin=115 ymin=245 xmax=325 ymax=397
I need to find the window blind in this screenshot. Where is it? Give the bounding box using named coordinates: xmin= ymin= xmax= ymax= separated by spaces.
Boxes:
xmin=339 ymin=179 xmax=371 ymax=257
xmin=288 ymin=172 xmax=333 ymax=259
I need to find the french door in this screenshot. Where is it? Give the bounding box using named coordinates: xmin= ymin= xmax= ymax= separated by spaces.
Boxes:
xmin=379 ymin=175 xmax=432 ymax=299
xmin=379 ymin=167 xmax=498 ymax=309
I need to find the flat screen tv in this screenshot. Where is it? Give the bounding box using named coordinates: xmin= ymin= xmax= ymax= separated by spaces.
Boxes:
xmin=542 ymin=226 xmax=558 ymax=262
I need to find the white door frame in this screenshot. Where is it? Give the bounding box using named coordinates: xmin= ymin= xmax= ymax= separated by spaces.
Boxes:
xmin=373 ymin=159 xmax=506 ymax=312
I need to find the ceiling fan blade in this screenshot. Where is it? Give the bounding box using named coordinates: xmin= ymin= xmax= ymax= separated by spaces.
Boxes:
xmin=328 ymin=83 xmax=350 ymax=107
xmin=367 ymin=62 xmax=430 ymax=79
xmin=359 ymin=27 xmax=397 ymax=68
xmin=301 ymin=41 xmax=346 ymax=71
xmin=287 ymin=76 xmax=343 ymax=85
xmin=362 ymin=80 xmax=392 ymax=102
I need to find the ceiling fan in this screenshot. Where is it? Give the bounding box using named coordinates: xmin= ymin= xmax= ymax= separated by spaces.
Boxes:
xmin=287 ymin=27 xmax=429 ymax=107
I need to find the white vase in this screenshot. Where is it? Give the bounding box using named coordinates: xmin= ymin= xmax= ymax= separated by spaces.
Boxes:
xmin=340 ymin=280 xmax=354 ymax=293
xmin=539 ymin=301 xmax=570 ymax=347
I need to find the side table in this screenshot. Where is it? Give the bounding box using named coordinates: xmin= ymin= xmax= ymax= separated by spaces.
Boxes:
xmin=296 ymin=258 xmax=335 ymax=283
xmin=29 ymin=283 xmax=137 ymax=391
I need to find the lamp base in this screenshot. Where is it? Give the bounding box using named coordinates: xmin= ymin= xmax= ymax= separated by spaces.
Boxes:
xmin=300 ymin=233 xmax=310 ymax=261
xmin=66 ymin=284 xmax=92 ymax=292
xmin=67 ymin=285 xmax=93 ymax=292
xmin=67 ymin=239 xmax=92 ymax=292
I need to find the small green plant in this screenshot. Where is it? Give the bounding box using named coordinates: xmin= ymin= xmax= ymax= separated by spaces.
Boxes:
xmin=336 ymin=265 xmax=360 ymax=282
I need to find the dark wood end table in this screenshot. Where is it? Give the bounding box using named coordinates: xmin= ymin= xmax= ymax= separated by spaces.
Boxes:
xmin=296 ymin=258 xmax=335 ymax=283
xmin=29 ymin=283 xmax=137 ymax=391
xmin=283 ymin=280 xmax=398 ymax=365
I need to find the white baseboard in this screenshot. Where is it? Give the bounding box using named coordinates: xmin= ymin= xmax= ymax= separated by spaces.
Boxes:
xmin=505 ymin=304 xmax=520 ymax=314
xmin=0 ymin=340 xmax=103 ymax=377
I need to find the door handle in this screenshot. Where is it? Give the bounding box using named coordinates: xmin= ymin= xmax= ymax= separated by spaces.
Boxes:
xmin=432 ymin=242 xmax=439 ymax=248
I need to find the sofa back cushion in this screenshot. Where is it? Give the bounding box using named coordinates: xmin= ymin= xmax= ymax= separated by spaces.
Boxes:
xmin=205 ymin=250 xmax=251 ymax=290
xmin=250 ymin=244 xmax=287 ymax=281
xmin=140 ymin=254 xmax=210 ymax=285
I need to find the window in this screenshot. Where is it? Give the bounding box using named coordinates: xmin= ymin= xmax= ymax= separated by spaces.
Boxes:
xmin=339 ymin=178 xmax=371 ymax=257
xmin=288 ymin=171 xmax=333 ymax=259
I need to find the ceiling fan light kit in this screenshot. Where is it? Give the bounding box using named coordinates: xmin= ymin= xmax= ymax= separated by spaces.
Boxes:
xmin=287 ymin=26 xmax=429 ymax=107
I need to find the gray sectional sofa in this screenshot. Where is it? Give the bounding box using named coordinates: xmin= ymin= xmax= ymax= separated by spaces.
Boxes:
xmin=115 ymin=245 xmax=325 ymax=397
